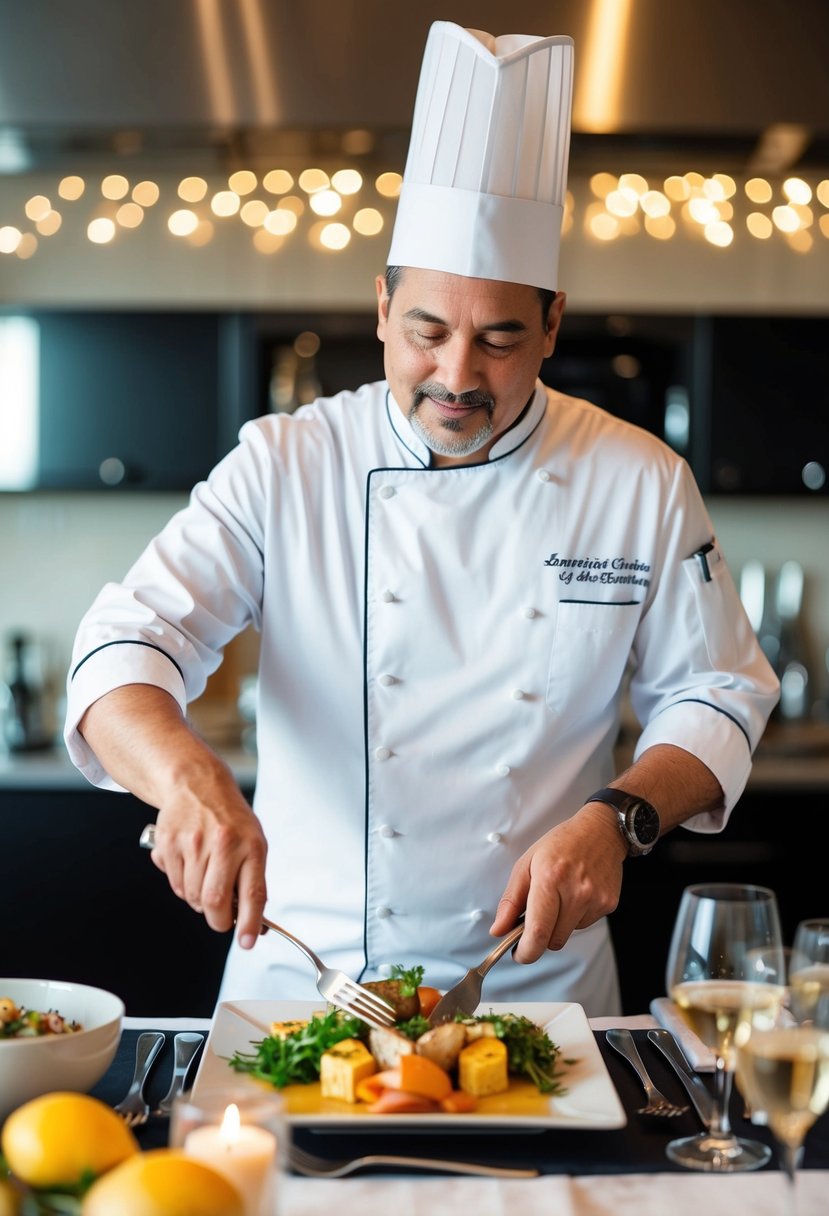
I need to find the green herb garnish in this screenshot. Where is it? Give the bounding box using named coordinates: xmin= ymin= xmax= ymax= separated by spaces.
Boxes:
xmin=462 ymin=1012 xmax=572 ymax=1094
xmin=226 ymin=1010 xmax=363 ymax=1088
xmin=396 ymin=1013 xmax=431 ymax=1040
xmin=389 ymin=963 xmax=424 ymax=997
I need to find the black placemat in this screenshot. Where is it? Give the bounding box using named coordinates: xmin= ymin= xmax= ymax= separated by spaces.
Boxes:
xmin=93 ymin=1028 xmax=829 ymax=1172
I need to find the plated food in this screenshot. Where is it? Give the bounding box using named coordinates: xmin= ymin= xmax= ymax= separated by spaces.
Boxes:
xmin=227 ymin=966 xmax=570 ymax=1116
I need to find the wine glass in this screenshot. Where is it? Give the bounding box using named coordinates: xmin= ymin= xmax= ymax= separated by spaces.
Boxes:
xmin=790 ymin=919 xmax=829 ymax=1025
xmin=665 ymin=882 xmax=786 ymax=1171
xmin=735 ymin=937 xmax=829 ymax=1216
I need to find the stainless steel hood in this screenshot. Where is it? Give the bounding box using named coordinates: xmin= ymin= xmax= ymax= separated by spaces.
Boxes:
xmin=1 ymin=0 xmax=829 ymax=176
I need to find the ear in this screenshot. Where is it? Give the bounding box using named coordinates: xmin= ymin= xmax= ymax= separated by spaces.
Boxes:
xmin=376 ymin=273 xmax=390 ymax=342
xmin=543 ymin=291 xmax=567 ymax=358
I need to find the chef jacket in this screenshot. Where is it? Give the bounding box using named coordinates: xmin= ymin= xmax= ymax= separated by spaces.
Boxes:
xmin=65 ymin=381 xmax=779 ymax=1016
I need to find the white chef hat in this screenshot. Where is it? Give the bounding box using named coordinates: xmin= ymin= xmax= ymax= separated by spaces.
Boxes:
xmin=387 ymin=22 xmax=574 ymax=291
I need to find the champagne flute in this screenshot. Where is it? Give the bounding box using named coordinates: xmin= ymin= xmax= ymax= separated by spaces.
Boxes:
xmin=736 ymin=939 xmax=829 ymax=1216
xmin=665 ymin=882 xmax=785 ymax=1171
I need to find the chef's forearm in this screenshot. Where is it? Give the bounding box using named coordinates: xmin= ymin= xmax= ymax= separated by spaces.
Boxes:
xmin=603 ymin=742 xmax=723 ymax=835
xmin=78 ymin=683 xmax=235 ymax=809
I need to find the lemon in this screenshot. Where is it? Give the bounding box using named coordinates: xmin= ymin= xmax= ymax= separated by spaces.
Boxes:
xmin=81 ymin=1150 xmax=245 ymax=1216
xmin=1 ymin=1092 xmax=138 ymax=1189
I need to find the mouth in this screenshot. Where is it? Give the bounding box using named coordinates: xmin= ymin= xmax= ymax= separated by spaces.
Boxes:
xmin=426 ymin=396 xmax=482 ymax=420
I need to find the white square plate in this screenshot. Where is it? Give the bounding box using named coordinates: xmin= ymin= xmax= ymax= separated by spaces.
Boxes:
xmin=192 ymin=1000 xmax=626 ymax=1130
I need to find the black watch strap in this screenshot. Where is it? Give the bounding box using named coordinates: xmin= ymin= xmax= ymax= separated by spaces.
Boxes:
xmin=586 ymin=786 xmax=660 ymax=857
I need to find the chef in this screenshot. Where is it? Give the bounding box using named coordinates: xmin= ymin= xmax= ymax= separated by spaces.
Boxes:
xmin=64 ymin=22 xmax=778 ymax=1016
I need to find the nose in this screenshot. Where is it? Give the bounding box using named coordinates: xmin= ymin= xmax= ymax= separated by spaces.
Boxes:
xmin=436 ymin=337 xmax=481 ymax=396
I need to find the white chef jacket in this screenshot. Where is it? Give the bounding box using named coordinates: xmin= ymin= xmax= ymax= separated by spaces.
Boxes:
xmin=65 ymin=382 xmax=778 ymax=1016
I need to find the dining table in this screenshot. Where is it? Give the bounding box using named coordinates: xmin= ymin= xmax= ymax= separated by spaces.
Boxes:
xmin=89 ymin=1012 xmax=829 ymax=1216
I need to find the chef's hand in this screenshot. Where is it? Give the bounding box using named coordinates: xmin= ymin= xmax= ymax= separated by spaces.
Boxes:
xmin=78 ymin=683 xmax=268 ymax=949
xmin=149 ymin=770 xmax=268 ymax=950
xmin=489 ymin=802 xmax=626 ymax=964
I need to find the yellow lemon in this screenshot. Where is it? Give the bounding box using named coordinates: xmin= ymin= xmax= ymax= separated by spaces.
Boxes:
xmin=1 ymin=1092 xmax=138 ymax=1189
xmin=81 ymin=1150 xmax=245 ymax=1216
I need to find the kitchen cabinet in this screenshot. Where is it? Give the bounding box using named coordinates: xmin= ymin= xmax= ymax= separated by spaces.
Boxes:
xmin=0 ymin=310 xmax=257 ymax=491
xmin=0 ymin=784 xmax=240 ymax=1015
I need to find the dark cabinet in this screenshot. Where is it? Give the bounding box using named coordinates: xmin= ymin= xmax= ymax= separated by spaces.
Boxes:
xmin=0 ymin=311 xmax=256 ymax=491
xmin=0 ymin=785 xmax=241 ymax=1015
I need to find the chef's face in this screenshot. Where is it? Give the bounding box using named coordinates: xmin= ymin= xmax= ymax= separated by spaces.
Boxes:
xmin=376 ymin=267 xmax=565 ymax=466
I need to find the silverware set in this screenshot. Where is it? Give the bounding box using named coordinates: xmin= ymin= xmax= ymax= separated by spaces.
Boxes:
xmin=113 ymin=1030 xmax=205 ymax=1127
xmin=606 ymin=1027 xmax=712 ymax=1123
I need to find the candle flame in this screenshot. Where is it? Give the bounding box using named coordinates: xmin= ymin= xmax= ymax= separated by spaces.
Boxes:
xmin=220 ymin=1102 xmax=242 ymax=1144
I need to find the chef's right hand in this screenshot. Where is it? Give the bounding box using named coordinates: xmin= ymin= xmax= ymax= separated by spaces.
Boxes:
xmin=149 ymin=766 xmax=268 ymax=949
xmin=78 ymin=683 xmax=268 ymax=949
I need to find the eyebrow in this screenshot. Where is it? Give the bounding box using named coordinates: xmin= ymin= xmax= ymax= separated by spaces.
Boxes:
xmin=402 ymin=307 xmax=528 ymax=334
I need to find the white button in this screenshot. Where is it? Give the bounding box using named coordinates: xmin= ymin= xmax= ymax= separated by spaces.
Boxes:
xmin=469 ymin=908 xmax=488 ymax=922
xmin=496 ymin=763 xmax=511 ymax=777
xmin=487 ymin=831 xmax=504 ymax=844
xmin=379 ymin=485 xmax=395 ymax=499
xmin=380 ymin=588 xmax=395 ymax=603
xmin=377 ymin=823 xmax=396 ymax=838
xmin=378 ymin=673 xmax=396 ymax=686
xmin=377 ymin=963 xmax=393 ymax=977
xmin=374 ymin=746 xmax=392 ymax=761
xmin=511 ymin=688 xmax=526 ymax=700
xmin=376 ymin=905 xmax=393 ymax=919
xmin=537 ymin=468 xmax=551 ymax=482
xmin=522 ymin=606 xmax=537 ymax=619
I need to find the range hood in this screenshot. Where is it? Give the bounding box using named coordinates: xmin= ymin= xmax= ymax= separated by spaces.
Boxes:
xmin=2 ymin=0 xmax=829 ymax=176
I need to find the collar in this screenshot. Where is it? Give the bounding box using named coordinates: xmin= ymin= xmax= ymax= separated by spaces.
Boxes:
xmin=385 ymin=382 xmax=547 ymax=468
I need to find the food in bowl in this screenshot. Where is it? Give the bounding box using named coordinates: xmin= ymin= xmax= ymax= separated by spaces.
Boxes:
xmin=0 ymin=980 xmax=124 ymax=1124
xmin=0 ymin=997 xmax=82 ymax=1038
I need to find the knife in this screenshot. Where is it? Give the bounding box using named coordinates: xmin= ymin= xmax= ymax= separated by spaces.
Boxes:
xmin=647 ymin=1028 xmax=714 ymax=1127
xmin=427 ymin=914 xmax=525 ymax=1026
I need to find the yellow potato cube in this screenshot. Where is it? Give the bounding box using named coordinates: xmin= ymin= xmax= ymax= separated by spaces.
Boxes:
xmin=458 ymin=1036 xmax=509 ymax=1096
xmin=269 ymin=1019 xmax=308 ymax=1040
xmin=320 ymin=1038 xmax=377 ymax=1103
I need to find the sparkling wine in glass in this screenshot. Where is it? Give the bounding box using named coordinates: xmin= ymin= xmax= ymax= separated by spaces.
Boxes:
xmin=736 ymin=938 xmax=829 ymax=1216
xmin=790 ymin=918 xmax=829 ymax=1025
xmin=665 ymin=882 xmax=785 ymax=1171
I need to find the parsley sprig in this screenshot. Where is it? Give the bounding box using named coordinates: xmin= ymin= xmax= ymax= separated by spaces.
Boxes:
xmin=389 ymin=963 xmax=424 ymax=997
xmin=226 ymin=1010 xmax=363 ymax=1088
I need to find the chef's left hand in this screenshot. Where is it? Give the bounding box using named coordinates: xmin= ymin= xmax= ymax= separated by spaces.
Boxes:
xmin=490 ymin=802 xmax=627 ymax=963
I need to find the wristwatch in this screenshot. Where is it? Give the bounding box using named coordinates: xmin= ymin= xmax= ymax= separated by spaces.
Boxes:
xmin=586 ymin=787 xmax=660 ymax=857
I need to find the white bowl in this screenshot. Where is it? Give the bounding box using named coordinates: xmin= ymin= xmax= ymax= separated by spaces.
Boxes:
xmin=0 ymin=979 xmax=124 ymax=1124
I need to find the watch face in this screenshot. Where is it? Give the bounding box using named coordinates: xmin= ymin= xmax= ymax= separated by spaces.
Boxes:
xmin=631 ymin=801 xmax=660 ymax=846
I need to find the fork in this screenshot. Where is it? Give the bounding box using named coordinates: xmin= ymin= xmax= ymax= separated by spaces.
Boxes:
xmin=605 ymin=1028 xmax=689 ymax=1117
xmin=260 ymin=915 xmax=397 ymax=1030
xmin=113 ymin=1031 xmax=166 ymax=1127
xmin=288 ymin=1143 xmax=539 ymax=1178
xmin=428 ymin=914 xmax=525 ymax=1025
xmin=153 ymin=1032 xmax=205 ymax=1116
xmin=139 ymin=823 xmax=396 ymax=1031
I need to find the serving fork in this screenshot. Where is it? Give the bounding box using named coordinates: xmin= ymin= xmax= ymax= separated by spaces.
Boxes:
xmin=113 ymin=1031 xmax=165 ymax=1127
xmin=139 ymin=822 xmax=396 ymax=1031
xmin=288 ymin=1143 xmax=539 ymax=1178
xmin=605 ymin=1028 xmax=689 ymax=1118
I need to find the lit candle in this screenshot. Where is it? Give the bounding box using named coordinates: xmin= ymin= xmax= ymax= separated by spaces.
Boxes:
xmin=184 ymin=1102 xmax=277 ymax=1216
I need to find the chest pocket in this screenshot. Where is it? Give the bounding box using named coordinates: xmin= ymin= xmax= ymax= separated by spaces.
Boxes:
xmin=546 ymin=600 xmax=641 ymax=727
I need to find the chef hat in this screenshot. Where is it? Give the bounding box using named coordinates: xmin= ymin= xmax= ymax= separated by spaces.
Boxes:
xmin=387 ymin=22 xmax=574 ymax=290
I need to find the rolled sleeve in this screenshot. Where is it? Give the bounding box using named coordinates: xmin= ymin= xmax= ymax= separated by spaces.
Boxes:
xmin=64 ymin=641 xmax=187 ymax=789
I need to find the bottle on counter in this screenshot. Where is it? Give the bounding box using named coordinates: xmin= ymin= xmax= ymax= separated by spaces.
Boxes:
xmin=1 ymin=632 xmax=52 ymax=753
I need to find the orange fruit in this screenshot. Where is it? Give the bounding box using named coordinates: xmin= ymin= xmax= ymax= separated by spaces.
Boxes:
xmin=81 ymin=1150 xmax=245 ymax=1216
xmin=1 ymin=1092 xmax=138 ymax=1189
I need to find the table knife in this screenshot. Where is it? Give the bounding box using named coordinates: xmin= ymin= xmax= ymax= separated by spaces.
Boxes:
xmin=647 ymin=1028 xmax=713 ymax=1126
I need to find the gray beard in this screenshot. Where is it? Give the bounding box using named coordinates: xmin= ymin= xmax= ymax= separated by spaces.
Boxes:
xmin=408 ymin=387 xmax=495 ymax=459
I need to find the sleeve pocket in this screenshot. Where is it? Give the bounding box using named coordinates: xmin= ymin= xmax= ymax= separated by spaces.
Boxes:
xmin=681 ymin=546 xmax=740 ymax=671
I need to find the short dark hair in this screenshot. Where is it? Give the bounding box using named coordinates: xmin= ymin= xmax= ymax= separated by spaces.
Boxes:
xmin=385 ymin=265 xmax=556 ymax=328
